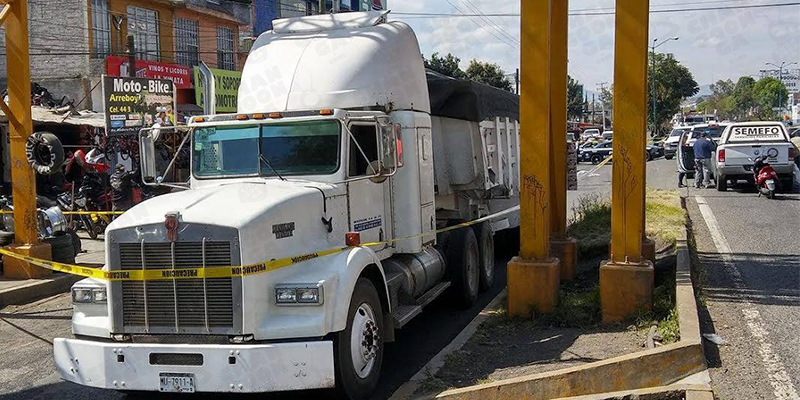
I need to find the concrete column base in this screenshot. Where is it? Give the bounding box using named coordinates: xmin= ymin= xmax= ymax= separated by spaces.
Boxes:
xmin=550 ymin=237 xmax=577 ymax=282
xmin=507 ymin=257 xmax=560 ymax=317
xmin=642 ymin=237 xmax=656 ymax=265
xmin=600 ymin=260 xmax=654 ymax=323
xmin=2 ymin=243 xmax=52 ymax=279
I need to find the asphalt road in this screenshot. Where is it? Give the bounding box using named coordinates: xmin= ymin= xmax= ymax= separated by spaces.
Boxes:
xmin=686 ymin=181 xmax=800 ymax=399
xmin=0 ymin=158 xmax=691 ymax=400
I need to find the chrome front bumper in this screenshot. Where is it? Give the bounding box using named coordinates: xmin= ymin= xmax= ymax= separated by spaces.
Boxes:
xmin=54 ymin=338 xmax=335 ymax=393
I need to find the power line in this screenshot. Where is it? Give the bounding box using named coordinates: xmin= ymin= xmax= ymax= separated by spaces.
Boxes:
xmin=393 ymin=1 xmax=800 ymax=18
xmin=440 ymin=0 xmax=518 ymax=50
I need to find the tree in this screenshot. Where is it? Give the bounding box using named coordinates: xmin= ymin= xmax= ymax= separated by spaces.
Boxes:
xmin=465 ymin=60 xmax=513 ymax=92
xmin=648 ymin=52 xmax=699 ymax=135
xmin=702 ymin=79 xmax=735 ymax=119
xmin=731 ymin=76 xmax=756 ymax=120
xmin=424 ymin=52 xmax=465 ymax=79
xmin=752 ymin=77 xmax=789 ymax=120
xmin=567 ymin=76 xmax=584 ymax=120
xmin=599 ymin=84 xmax=613 ymax=118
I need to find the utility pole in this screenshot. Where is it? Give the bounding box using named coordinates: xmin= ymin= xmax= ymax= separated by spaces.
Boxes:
xmin=127 ymin=35 xmax=136 ymax=77
xmin=591 ymin=93 xmax=595 ymax=125
xmin=597 ymin=82 xmax=608 ymax=130
xmin=766 ymin=61 xmax=798 ymax=112
xmin=515 ymin=68 xmax=520 ymax=95
xmin=650 ymin=37 xmax=679 ymax=137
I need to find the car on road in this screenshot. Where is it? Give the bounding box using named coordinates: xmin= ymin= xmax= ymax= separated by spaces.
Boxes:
xmin=712 ymin=121 xmax=795 ymax=192
xmin=580 ymin=140 xmax=613 ymax=164
xmin=688 ymin=122 xmax=729 ymax=145
xmin=582 ymin=128 xmax=601 ymax=139
xmin=663 ymin=126 xmax=691 ymax=160
xmin=646 ymin=143 xmax=664 ymax=161
xmin=603 ymin=130 xmax=613 ymax=140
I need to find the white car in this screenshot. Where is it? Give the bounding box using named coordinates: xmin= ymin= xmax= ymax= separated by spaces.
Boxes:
xmin=712 ymin=121 xmax=795 ymax=191
xmin=663 ymin=127 xmax=690 ymax=160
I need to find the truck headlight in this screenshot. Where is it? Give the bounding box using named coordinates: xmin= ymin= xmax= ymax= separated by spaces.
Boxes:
xmin=275 ymin=284 xmax=323 ymax=306
xmin=72 ymin=287 xmax=107 ymax=304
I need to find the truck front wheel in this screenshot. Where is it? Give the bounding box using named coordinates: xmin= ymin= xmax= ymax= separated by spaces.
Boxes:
xmin=335 ymin=278 xmax=384 ymax=400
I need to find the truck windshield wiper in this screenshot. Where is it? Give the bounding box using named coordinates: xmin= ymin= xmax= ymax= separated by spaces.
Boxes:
xmin=260 ymin=154 xmax=287 ymax=181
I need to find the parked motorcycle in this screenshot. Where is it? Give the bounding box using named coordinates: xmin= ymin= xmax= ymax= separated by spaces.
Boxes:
xmin=751 ymin=155 xmax=779 ymax=199
xmin=75 ymin=173 xmax=113 ymax=240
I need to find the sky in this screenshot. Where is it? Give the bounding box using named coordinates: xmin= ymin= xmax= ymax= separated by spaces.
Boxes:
xmin=388 ymin=0 xmax=800 ymax=95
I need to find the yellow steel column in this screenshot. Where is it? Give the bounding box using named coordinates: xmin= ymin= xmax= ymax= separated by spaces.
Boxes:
xmin=3 ymin=0 xmax=52 ymax=279
xmin=508 ymin=0 xmax=561 ymax=318
xmin=548 ymin=0 xmax=577 ymax=282
xmin=600 ymin=0 xmax=654 ymax=323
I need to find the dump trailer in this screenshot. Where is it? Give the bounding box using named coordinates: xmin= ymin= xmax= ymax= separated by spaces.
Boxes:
xmin=54 ymin=11 xmax=521 ymax=399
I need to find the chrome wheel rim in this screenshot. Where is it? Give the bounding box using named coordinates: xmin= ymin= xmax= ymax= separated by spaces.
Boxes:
xmin=467 ymin=243 xmax=479 ymax=294
xmin=350 ymin=302 xmax=379 ymax=379
xmin=483 ymin=234 xmax=494 ymax=282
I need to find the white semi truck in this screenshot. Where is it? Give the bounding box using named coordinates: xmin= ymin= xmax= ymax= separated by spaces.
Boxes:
xmin=54 ymin=11 xmax=521 ymax=399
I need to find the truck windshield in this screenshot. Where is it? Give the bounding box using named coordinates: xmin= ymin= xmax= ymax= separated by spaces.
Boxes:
xmin=192 ymin=120 xmax=341 ymax=178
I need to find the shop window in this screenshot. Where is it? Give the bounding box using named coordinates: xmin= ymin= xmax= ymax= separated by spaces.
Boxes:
xmin=91 ymin=0 xmax=111 ymax=59
xmin=216 ymin=27 xmax=235 ymax=70
xmin=175 ymin=18 xmax=199 ymax=67
xmin=127 ymin=6 xmax=160 ymax=61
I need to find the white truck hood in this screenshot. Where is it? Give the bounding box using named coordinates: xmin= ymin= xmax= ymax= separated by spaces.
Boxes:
xmin=110 ymin=180 xmax=333 ymax=231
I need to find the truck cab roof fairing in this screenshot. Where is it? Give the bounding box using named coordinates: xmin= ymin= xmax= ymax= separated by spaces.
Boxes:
xmin=238 ymin=16 xmax=430 ymax=115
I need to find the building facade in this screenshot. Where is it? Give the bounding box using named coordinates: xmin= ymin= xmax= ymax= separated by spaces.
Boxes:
xmin=0 ymin=0 xmax=251 ymax=112
xmin=253 ymin=0 xmax=386 ymax=36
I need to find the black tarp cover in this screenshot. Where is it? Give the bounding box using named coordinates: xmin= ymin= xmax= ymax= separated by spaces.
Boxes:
xmin=426 ymin=70 xmax=520 ymax=122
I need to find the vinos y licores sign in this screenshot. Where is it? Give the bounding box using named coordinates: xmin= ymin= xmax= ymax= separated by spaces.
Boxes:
xmin=103 ymin=75 xmax=177 ymax=136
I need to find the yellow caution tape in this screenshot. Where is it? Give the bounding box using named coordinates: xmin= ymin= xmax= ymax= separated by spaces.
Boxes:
xmin=0 ymin=206 xmax=520 ymax=282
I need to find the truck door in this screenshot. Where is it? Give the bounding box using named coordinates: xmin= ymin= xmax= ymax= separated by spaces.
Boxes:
xmin=347 ymin=122 xmax=388 ymax=247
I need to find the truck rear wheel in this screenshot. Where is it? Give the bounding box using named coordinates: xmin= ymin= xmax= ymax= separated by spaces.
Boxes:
xmin=473 ymin=222 xmax=495 ymax=292
xmin=335 ymin=278 xmax=384 ymax=400
xmin=445 ymin=228 xmax=480 ymax=308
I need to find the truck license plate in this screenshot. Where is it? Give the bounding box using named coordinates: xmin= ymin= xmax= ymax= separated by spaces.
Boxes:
xmin=159 ymin=373 xmax=196 ymax=393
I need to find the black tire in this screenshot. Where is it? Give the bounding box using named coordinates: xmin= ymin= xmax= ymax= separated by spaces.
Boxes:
xmin=44 ymin=233 xmax=75 ymax=264
xmin=646 ymin=151 xmax=653 ymax=162
xmin=334 ymin=278 xmax=384 ymax=400
xmin=717 ymin=174 xmax=727 ymax=191
xmin=444 ymin=227 xmax=480 ymax=308
xmin=591 ymin=154 xmax=603 ymax=165
xmin=26 ymin=132 xmax=65 ymax=175
xmin=472 ymin=222 xmax=495 ymax=293
xmin=67 ymin=229 xmax=82 ymax=255
xmin=665 ymin=155 xmax=674 ymax=160
xmin=0 ymin=230 xmax=14 ymax=246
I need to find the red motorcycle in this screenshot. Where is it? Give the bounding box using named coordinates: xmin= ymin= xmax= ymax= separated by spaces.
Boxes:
xmin=751 ymin=155 xmax=778 ymax=199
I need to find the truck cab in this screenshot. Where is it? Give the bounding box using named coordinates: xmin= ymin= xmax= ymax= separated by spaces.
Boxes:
xmin=53 ymin=11 xmax=520 ymax=399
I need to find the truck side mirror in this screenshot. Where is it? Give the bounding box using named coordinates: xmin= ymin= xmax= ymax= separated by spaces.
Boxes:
xmin=379 ymin=122 xmax=403 ymax=171
xmin=139 ymin=129 xmax=158 ymax=184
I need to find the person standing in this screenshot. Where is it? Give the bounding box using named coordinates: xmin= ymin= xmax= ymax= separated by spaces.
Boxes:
xmin=693 ymin=132 xmax=716 ymax=188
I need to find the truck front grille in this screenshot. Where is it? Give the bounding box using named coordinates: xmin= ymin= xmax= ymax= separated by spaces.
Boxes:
xmin=118 ymin=241 xmax=234 ymax=331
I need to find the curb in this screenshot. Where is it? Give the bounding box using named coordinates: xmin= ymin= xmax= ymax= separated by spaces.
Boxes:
xmin=404 ymin=196 xmax=710 ymax=400
xmin=0 ymin=273 xmax=80 ymax=308
xmin=389 ymin=288 xmax=508 ymax=400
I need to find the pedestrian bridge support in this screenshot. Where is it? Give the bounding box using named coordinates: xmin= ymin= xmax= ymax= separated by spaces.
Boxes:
xmin=509 ymin=0 xmax=654 ymax=323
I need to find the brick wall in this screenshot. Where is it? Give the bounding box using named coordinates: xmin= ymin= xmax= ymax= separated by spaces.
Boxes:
xmin=0 ymin=0 xmax=91 ymax=102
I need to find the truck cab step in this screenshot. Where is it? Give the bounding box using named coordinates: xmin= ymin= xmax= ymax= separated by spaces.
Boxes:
xmin=416 ymin=281 xmax=451 ymax=308
xmin=391 ymin=305 xmax=422 ymax=329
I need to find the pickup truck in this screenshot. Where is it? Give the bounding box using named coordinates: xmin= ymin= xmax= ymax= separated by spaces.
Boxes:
xmin=713 ymin=122 xmax=795 ymax=191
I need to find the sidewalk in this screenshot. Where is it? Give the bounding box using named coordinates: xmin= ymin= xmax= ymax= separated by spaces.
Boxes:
xmin=0 ymin=233 xmax=105 ymax=307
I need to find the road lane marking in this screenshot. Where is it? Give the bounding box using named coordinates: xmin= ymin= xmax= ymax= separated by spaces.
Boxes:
xmin=696 ymin=196 xmax=800 ymax=400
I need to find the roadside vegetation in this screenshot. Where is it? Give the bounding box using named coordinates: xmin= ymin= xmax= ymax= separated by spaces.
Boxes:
xmin=417 ymin=190 xmax=687 ymax=394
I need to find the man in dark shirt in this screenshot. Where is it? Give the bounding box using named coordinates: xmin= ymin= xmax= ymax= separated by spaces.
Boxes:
xmin=693 ymin=132 xmax=716 ymax=188
xmin=110 ymin=164 xmax=132 ymax=211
